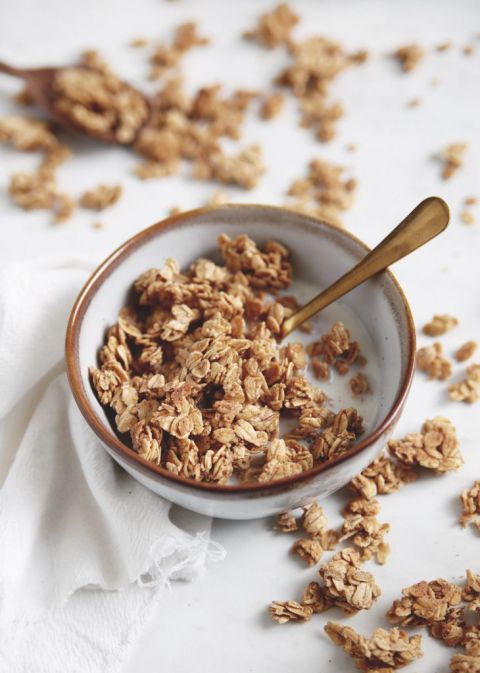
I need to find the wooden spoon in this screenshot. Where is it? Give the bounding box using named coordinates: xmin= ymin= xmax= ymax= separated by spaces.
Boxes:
xmin=281 ymin=196 xmax=450 ymax=337
xmin=0 ymin=60 xmax=150 ymax=144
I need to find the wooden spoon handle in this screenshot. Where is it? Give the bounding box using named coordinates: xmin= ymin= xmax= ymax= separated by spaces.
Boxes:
xmin=281 ymin=196 xmax=450 ymax=337
xmin=0 ymin=61 xmax=27 ymax=78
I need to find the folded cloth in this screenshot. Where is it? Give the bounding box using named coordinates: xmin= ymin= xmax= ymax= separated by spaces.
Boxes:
xmin=0 ymin=260 xmax=225 ymax=673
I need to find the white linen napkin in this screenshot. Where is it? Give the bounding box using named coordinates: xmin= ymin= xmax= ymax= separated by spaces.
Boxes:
xmin=0 ymin=260 xmax=225 ymax=673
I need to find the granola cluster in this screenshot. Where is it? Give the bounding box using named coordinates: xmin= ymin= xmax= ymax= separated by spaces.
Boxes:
xmin=243 ymin=3 xmax=299 ymax=49
xmin=349 ymin=452 xmax=417 ymax=500
xmin=393 ymin=44 xmax=425 ymax=72
xmin=459 ymin=481 xmax=480 ymax=529
xmin=388 ymin=417 xmax=463 ymax=474
xmin=285 ymin=158 xmax=357 ymax=227
xmin=387 ymin=571 xmax=480 ymax=670
xmin=324 ymin=622 xmax=423 ymax=672
xmin=148 ymin=21 xmax=209 ymax=80
xmin=79 ymin=184 xmax=123 ymax=211
xmin=439 ymin=143 xmax=467 ymax=180
xmin=455 ymin=341 xmax=477 ymax=362
xmin=90 ymin=235 xmax=365 ymax=484
xmin=52 ymin=67 xmax=149 ymax=144
xmin=416 ymin=342 xmax=452 ymax=380
xmin=423 ymin=314 xmax=459 ymax=336
xmin=449 ymin=364 xmax=480 ymax=403
xmin=0 ymin=116 xmax=74 ymax=222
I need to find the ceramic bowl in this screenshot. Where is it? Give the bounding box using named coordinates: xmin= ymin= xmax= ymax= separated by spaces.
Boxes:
xmin=65 ymin=205 xmax=416 ymax=520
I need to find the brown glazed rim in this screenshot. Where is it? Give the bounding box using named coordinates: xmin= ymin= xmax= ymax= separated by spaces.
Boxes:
xmin=65 ymin=204 xmax=416 ymax=495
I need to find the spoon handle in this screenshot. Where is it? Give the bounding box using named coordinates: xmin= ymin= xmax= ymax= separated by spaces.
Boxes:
xmin=281 ymin=196 xmax=450 ymax=338
xmin=0 ymin=61 xmax=27 ymax=78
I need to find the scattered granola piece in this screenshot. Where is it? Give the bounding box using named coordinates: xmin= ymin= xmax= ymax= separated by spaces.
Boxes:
xmin=461 ymin=210 xmax=475 ymax=225
xmin=260 ymin=92 xmax=285 ymax=120
xmin=387 ymin=579 xmax=462 ymax=626
xmin=149 ymin=22 xmax=209 ymax=79
xmin=292 ymin=538 xmax=324 ymax=566
xmin=388 ymin=417 xmax=463 ymax=474
xmin=302 ymin=581 xmax=332 ymax=613
xmin=450 ymin=652 xmax=480 ymax=672
xmin=350 ymin=453 xmax=417 ymax=499
xmin=463 ymin=45 xmax=475 ymax=56
xmin=343 ymin=497 xmax=381 ymax=518
xmin=449 ymin=364 xmax=480 ymax=403
xmin=459 ymin=481 xmax=480 ymax=528
xmin=393 ymin=44 xmax=425 ymax=72
xmin=436 ymin=42 xmax=452 ymax=52
xmin=350 ymin=372 xmax=371 ymax=395
xmin=301 ymin=502 xmax=328 ymax=537
xmin=463 ymin=570 xmax=480 ymax=610
xmin=206 ymin=190 xmax=230 ymax=206
xmin=407 ymin=98 xmax=421 ymax=108
xmin=416 ymin=342 xmax=452 ymax=380
xmin=269 ymin=600 xmax=313 ymax=624
xmin=319 ymin=548 xmax=381 ymax=613
xmin=455 ymin=341 xmax=477 ymax=362
xmin=339 ymin=513 xmax=390 ymax=564
xmin=465 ymin=196 xmax=477 ymax=206
xmin=192 ymin=144 xmax=265 ymax=189
xmin=130 ymin=37 xmax=149 ymax=48
xmin=243 ymin=3 xmax=299 ymax=49
xmin=80 ymin=184 xmax=123 ymax=210
xmin=92 ymin=221 xmax=104 ymax=229
xmin=325 ymin=622 xmax=423 ymax=671
xmin=274 ymin=512 xmax=298 ymax=532
xmin=439 ymin=144 xmax=467 ymax=180
xmin=423 ymin=314 xmax=459 ymax=336
xmin=311 ymin=358 xmax=330 ymax=380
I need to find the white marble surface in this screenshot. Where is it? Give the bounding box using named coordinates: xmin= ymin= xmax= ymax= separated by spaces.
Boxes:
xmin=1 ymin=0 xmax=479 ymax=670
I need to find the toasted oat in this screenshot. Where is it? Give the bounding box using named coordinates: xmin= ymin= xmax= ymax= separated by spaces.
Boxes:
xmin=416 ymin=342 xmax=452 ymax=380
xmin=388 ymin=417 xmax=463 ymax=474
xmin=459 ymin=481 xmax=480 ymax=528
xmin=269 ymin=600 xmax=313 ymax=624
xmin=292 ymin=538 xmax=324 ymax=566
xmin=90 ymin=234 xmax=364 ymax=484
xmin=455 ymin=341 xmax=477 ymax=362
xmin=439 ymin=144 xmax=467 ymax=180
xmin=350 ymin=372 xmax=371 ymax=395
xmin=393 ymin=43 xmax=425 ymax=72
xmin=465 ymin=196 xmax=477 ymax=206
xmin=274 ymin=512 xmax=298 ymax=532
xmin=463 ymin=45 xmax=475 ymax=56
xmin=343 ymin=497 xmax=381 ymax=518
xmin=260 ymin=92 xmax=285 ymax=120
xmin=92 ymin=221 xmax=104 ymax=229
xmin=407 ymin=97 xmax=421 ymax=108
xmin=449 ymin=364 xmax=480 ymax=403
xmin=423 ymin=314 xmax=459 ymax=336
xmin=243 ymin=3 xmax=299 ymax=49
xmin=387 ymin=579 xmax=462 ymax=627
xmin=325 ymin=622 xmax=423 ymax=671
xmin=311 ymin=358 xmax=330 ymax=380
xmin=461 ymin=210 xmax=475 ymax=224
xmin=206 ymin=190 xmax=230 ymax=206
xmin=80 ymin=184 xmax=123 ymax=210
xmin=319 ymin=547 xmax=381 ymax=614
xmin=350 ymin=452 xmax=417 ymax=499
xmin=430 ymin=606 xmax=466 ymax=647
xmin=436 ymin=42 xmax=452 ymax=52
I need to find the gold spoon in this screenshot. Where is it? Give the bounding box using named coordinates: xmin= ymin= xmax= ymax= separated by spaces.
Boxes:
xmin=281 ymin=196 xmax=450 ymax=338
xmin=0 ymin=60 xmax=150 ymax=144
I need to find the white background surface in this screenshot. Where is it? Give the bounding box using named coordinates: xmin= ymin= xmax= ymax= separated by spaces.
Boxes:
xmin=1 ymin=0 xmax=479 ymax=671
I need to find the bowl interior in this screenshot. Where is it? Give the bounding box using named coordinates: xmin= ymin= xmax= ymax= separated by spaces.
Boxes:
xmin=73 ymin=205 xmax=414 ymax=485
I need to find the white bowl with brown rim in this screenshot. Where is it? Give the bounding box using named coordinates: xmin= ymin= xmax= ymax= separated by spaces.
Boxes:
xmin=65 ymin=205 xmax=415 ymax=520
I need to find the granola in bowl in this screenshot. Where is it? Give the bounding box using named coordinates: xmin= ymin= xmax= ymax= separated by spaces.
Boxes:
xmin=89 ymin=233 xmax=375 ymax=485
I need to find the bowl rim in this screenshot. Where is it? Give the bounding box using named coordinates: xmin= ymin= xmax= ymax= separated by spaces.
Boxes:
xmin=65 ymin=203 xmax=416 ymax=494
